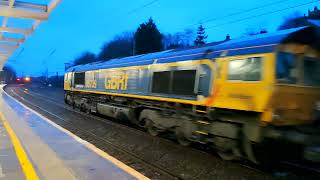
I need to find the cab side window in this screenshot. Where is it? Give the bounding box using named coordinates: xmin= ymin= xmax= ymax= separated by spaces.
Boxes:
xmin=276 ymin=52 xmax=298 ymax=84
xmin=228 ymin=57 xmax=262 ymax=81
xmin=303 ymin=56 xmax=320 ymax=86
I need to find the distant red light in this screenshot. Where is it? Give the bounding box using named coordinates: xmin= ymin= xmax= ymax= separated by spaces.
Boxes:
xmin=16 ymin=78 xmax=21 ymax=81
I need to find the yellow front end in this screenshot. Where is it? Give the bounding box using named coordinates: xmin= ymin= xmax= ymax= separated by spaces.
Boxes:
xmin=211 ymin=46 xmax=320 ymax=162
xmin=263 ymin=46 xmax=320 ymax=126
xmin=64 ymin=72 xmax=72 ymax=91
xmin=211 ymin=47 xmax=320 ymax=126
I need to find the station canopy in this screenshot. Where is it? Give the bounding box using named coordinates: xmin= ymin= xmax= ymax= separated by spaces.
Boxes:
xmin=0 ymin=0 xmax=61 ymax=69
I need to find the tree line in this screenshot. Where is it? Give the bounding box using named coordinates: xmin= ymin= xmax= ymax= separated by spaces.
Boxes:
xmin=74 ymin=4 xmax=320 ymax=67
xmin=73 ymin=5 xmax=319 ymax=66
xmin=2 ymin=6 xmax=319 ymax=78
xmin=72 ymin=18 xmax=209 ymax=66
xmin=278 ymin=6 xmax=320 ymax=30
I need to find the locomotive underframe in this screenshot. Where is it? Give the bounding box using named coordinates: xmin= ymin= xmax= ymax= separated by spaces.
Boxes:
xmin=65 ymin=90 xmax=316 ymax=163
xmin=65 ymin=90 xmax=320 ymax=163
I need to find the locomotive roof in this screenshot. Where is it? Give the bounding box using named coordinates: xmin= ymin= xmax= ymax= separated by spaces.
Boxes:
xmin=67 ymin=26 xmax=318 ymax=73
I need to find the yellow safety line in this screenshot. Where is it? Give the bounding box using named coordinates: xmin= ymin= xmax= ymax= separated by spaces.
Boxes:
xmin=2 ymin=89 xmax=149 ymax=180
xmin=0 ymin=112 xmax=39 ymax=180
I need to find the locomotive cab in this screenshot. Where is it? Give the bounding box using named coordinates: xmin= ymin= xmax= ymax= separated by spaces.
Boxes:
xmin=261 ymin=27 xmax=320 ymax=162
xmin=268 ymin=27 xmax=320 ymax=125
xmin=269 ymin=48 xmax=320 ymax=125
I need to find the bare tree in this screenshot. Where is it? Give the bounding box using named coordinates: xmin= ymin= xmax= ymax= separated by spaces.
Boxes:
xmin=73 ymin=52 xmax=97 ymax=66
xmin=98 ymin=32 xmax=134 ymax=60
xmin=163 ymin=29 xmax=195 ymax=50
xmin=308 ymin=6 xmax=320 ymax=19
xmin=2 ymin=65 xmax=17 ymax=83
xmin=278 ymin=12 xmax=309 ymax=30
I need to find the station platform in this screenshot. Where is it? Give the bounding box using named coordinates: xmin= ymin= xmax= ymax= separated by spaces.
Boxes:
xmin=0 ymin=85 xmax=148 ymax=180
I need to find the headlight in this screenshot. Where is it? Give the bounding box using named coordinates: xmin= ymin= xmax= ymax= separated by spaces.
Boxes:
xmin=24 ymin=77 xmax=31 ymax=82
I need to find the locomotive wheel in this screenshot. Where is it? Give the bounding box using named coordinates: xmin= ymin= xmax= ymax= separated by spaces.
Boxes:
xmin=79 ymin=103 xmax=88 ymax=113
xmin=64 ymin=94 xmax=68 ymax=104
xmin=66 ymin=95 xmax=72 ymax=105
xmin=80 ymin=104 xmax=85 ymax=112
xmin=84 ymin=106 xmax=91 ymax=114
xmin=72 ymin=101 xmax=76 ymax=109
xmin=146 ymin=119 xmax=159 ymax=136
xmin=175 ymin=128 xmax=191 ymax=146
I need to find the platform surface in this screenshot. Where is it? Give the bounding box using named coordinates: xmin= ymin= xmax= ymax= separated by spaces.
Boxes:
xmin=0 ymin=117 xmax=24 ymax=180
xmin=0 ymin=85 xmax=147 ymax=180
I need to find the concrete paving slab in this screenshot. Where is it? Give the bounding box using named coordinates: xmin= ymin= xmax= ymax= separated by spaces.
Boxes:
xmin=0 ymin=117 xmax=24 ymax=180
xmin=0 ymin=85 xmax=147 ymax=180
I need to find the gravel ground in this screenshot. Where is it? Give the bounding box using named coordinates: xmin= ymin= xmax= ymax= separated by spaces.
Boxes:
xmin=5 ymin=84 xmax=274 ymax=180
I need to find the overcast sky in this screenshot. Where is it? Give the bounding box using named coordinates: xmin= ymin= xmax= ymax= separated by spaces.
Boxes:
xmin=5 ymin=0 xmax=319 ymax=76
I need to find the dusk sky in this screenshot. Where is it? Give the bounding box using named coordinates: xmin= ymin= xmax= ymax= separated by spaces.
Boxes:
xmin=5 ymin=0 xmax=320 ymax=76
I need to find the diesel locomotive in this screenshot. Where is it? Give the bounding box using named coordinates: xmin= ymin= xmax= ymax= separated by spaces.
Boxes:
xmin=64 ymin=26 xmax=320 ymax=163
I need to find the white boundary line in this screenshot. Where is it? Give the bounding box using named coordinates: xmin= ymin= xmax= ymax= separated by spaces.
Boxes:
xmin=1 ymin=86 xmax=149 ymax=180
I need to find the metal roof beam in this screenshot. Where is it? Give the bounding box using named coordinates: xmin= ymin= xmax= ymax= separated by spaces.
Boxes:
xmin=0 ymin=49 xmax=15 ymax=54
xmin=0 ymin=52 xmax=11 ymax=56
xmin=0 ymin=59 xmax=6 ymax=65
xmin=0 ymin=51 xmax=12 ymax=59
xmin=0 ymin=55 xmax=7 ymax=65
xmin=0 ymin=1 xmax=13 ymax=28
xmin=0 ymin=48 xmax=16 ymax=53
xmin=0 ymin=27 xmax=32 ymax=35
xmin=0 ymin=0 xmax=47 ymax=11
xmin=0 ymin=54 xmax=9 ymax=59
xmin=2 ymin=16 xmax=8 ymax=27
xmin=0 ymin=0 xmax=62 ymax=69
xmin=0 ymin=6 xmax=48 ymax=20
xmin=0 ymin=48 xmax=14 ymax=52
xmin=0 ymin=0 xmax=13 ymax=39
xmin=0 ymin=37 xmax=24 ymax=43
xmin=0 ymin=44 xmax=18 ymax=49
xmin=0 ymin=59 xmax=6 ymax=69
xmin=47 ymin=0 xmax=61 ymax=13
xmin=0 ymin=52 xmax=9 ymax=55
xmin=0 ymin=59 xmax=6 ymax=68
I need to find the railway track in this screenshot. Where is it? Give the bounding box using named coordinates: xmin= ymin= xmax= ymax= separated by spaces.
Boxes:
xmin=7 ymin=87 xmax=180 ymax=180
xmin=24 ymin=87 xmax=274 ymax=176
xmin=22 ymin=87 xmax=320 ymax=177
xmin=9 ymin=84 xmax=316 ymax=179
xmin=279 ymin=161 xmax=320 ymax=179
